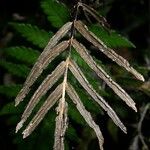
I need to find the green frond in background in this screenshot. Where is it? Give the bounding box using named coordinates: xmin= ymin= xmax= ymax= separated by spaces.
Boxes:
xmin=66 ymin=125 xmax=80 ymax=143
xmin=4 ymin=46 xmax=40 ymax=65
xmin=89 ymin=24 xmax=136 ymax=48
xmin=0 ymin=85 xmax=21 ymax=98
xmin=0 ymin=102 xmax=21 ymax=116
xmin=0 ymin=60 xmax=30 ymax=78
xmin=41 ymin=0 xmax=70 ymax=28
xmin=10 ymin=23 xmax=53 ymax=48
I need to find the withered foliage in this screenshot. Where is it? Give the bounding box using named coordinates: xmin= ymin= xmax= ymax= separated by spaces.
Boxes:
xmin=15 ymin=2 xmax=144 ymax=150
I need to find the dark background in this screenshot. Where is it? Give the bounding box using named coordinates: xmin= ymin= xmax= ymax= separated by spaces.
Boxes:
xmin=0 ymin=0 xmax=149 ymax=150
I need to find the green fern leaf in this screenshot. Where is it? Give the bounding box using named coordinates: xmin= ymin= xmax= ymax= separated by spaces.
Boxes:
xmin=0 ymin=102 xmax=17 ymax=116
xmin=66 ymin=125 xmax=80 ymax=142
xmin=68 ymin=104 xmax=85 ymax=126
xmin=4 ymin=46 xmax=40 ymax=65
xmin=41 ymin=0 xmax=70 ymax=28
xmin=89 ymin=24 xmax=135 ymax=48
xmin=76 ymin=88 xmax=102 ymax=114
xmin=0 ymin=60 xmax=30 ymax=78
xmin=10 ymin=23 xmax=53 ymax=48
xmin=0 ymin=84 xmax=21 ymax=98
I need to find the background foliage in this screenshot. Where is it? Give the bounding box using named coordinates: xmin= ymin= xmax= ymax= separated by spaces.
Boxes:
xmin=0 ymin=0 xmax=149 ymax=150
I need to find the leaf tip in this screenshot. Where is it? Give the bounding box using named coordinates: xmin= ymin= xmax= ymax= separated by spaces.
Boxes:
xmin=133 ymin=105 xmax=137 ymax=112
xmin=15 ymin=88 xmax=27 ymax=106
xmin=22 ymin=129 xmax=29 ymax=139
xmin=139 ymin=75 xmax=145 ymax=82
xmin=15 ymin=100 xmax=19 ymax=107
xmin=16 ymin=120 xmax=24 ymax=133
xmin=123 ymin=126 xmax=127 ymax=134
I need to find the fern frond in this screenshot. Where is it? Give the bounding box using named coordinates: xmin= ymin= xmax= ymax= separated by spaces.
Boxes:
xmin=89 ymin=24 xmax=136 ymax=48
xmin=15 ymin=40 xmax=69 ymax=106
xmin=14 ymin=18 xmax=145 ymax=149
xmin=54 ymin=100 xmax=68 ymax=150
xmin=14 ymin=1 xmax=145 ymax=148
xmin=66 ymin=82 xmax=104 ymax=150
xmin=42 ymin=22 xmax=72 ymax=52
xmin=0 ymin=60 xmax=30 ymax=78
xmin=74 ymin=20 xmax=144 ymax=81
xmin=69 ymin=59 xmax=127 ymax=133
xmin=0 ymin=84 xmax=21 ymax=98
xmin=16 ymin=61 xmax=66 ymax=132
xmin=4 ymin=46 xmax=40 ymax=65
xmin=0 ymin=102 xmax=18 ymax=116
xmin=22 ymin=83 xmax=63 ymax=138
xmin=78 ymin=2 xmax=110 ymax=29
xmin=41 ymin=0 xmax=70 ymax=28
xmin=72 ymin=39 xmax=137 ymax=111
xmin=52 ymin=57 xmax=70 ymax=150
xmin=10 ymin=23 xmax=52 ymax=48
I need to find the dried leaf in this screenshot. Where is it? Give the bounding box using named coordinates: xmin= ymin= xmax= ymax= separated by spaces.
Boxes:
xmin=61 ymin=57 xmax=70 ymax=105
xmin=66 ymin=82 xmax=104 ymax=150
xmin=44 ymin=22 xmax=71 ymax=50
xmin=54 ymin=100 xmax=68 ymax=150
xmin=14 ymin=10 xmax=145 ymax=149
xmin=15 ymin=22 xmax=72 ymax=106
xmin=74 ymin=20 xmax=144 ymax=82
xmin=15 ymin=40 xmax=69 ymax=106
xmin=78 ymin=2 xmax=110 ymax=28
xmin=16 ymin=61 xmax=66 ymax=132
xmin=69 ymin=59 xmax=127 ymax=133
xmin=22 ymin=83 xmax=63 ymax=138
xmin=72 ymin=39 xmax=137 ymax=112
xmin=53 ymin=58 xmax=70 ymax=150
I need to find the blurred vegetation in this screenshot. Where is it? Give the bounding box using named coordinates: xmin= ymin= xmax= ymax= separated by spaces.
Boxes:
xmin=0 ymin=0 xmax=149 ymax=150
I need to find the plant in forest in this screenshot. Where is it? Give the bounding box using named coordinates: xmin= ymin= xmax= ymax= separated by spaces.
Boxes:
xmin=0 ymin=0 xmax=146 ymax=150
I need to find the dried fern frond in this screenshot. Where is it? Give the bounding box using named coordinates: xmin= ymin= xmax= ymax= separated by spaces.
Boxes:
xmin=54 ymin=100 xmax=68 ymax=150
xmin=69 ymin=59 xmax=127 ymax=133
xmin=15 ymin=40 xmax=69 ymax=106
xmin=66 ymin=82 xmax=104 ymax=150
xmin=16 ymin=61 xmax=66 ymax=132
xmin=22 ymin=83 xmax=63 ymax=138
xmin=15 ymin=21 xmax=72 ymax=106
xmin=72 ymin=39 xmax=137 ymax=112
xmin=78 ymin=2 xmax=110 ymax=28
xmin=15 ymin=2 xmax=145 ymax=150
xmin=74 ymin=20 xmax=145 ymax=82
